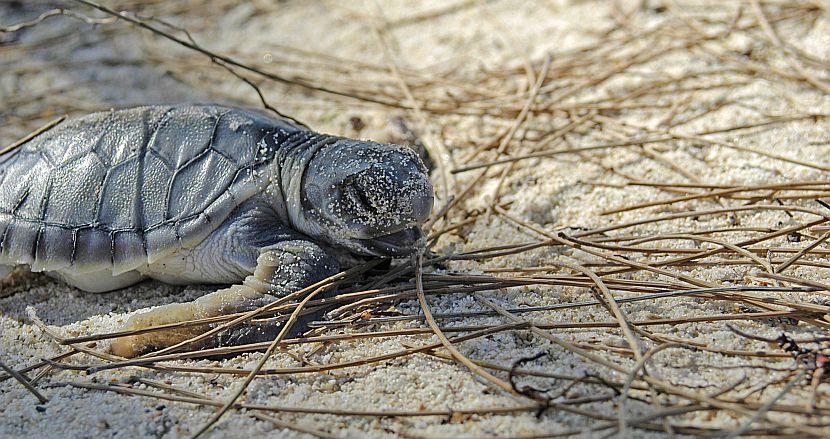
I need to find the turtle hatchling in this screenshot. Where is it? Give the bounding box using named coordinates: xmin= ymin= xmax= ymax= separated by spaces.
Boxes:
xmin=0 ymin=104 xmax=433 ymax=357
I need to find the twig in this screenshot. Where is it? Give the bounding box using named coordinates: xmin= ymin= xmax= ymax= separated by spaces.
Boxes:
xmin=412 ymin=253 xmax=526 ymax=398
xmin=190 ymin=261 xmax=379 ymax=438
xmin=70 ymin=0 xmax=405 ymax=108
xmin=725 ymin=369 xmax=808 ymax=439
xmin=0 ymin=359 xmax=48 ymax=404
xmin=0 ymin=115 xmax=65 ymax=157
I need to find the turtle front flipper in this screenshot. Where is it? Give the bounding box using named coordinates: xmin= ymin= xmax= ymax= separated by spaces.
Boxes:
xmin=110 ymin=240 xmax=339 ymax=358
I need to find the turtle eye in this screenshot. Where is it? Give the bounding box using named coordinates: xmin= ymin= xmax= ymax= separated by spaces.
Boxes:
xmin=346 ymin=181 xmax=378 ymax=215
xmin=338 ymin=174 xmax=357 ymax=189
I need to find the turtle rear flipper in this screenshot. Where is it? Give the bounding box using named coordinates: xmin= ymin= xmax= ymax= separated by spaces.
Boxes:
xmin=109 ymin=240 xmax=338 ymax=358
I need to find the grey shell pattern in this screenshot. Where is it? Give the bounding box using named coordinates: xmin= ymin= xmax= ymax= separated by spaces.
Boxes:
xmin=0 ymin=105 xmax=298 ymax=275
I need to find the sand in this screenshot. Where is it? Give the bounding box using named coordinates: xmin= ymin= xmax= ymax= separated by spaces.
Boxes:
xmin=3 ymin=0 xmax=830 ymax=437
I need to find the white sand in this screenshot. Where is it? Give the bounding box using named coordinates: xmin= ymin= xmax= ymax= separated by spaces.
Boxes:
xmin=3 ymin=1 xmax=830 ymax=437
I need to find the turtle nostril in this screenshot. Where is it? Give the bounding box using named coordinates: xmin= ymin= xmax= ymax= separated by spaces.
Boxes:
xmin=406 ymin=173 xmax=434 ymax=223
xmin=411 ymin=190 xmax=433 ymax=223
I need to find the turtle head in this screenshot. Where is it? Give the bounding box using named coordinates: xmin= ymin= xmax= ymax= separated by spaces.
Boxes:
xmin=301 ymin=139 xmax=433 ymax=257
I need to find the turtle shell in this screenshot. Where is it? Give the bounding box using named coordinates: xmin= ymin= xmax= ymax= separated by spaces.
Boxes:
xmin=0 ymin=105 xmax=297 ymax=275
